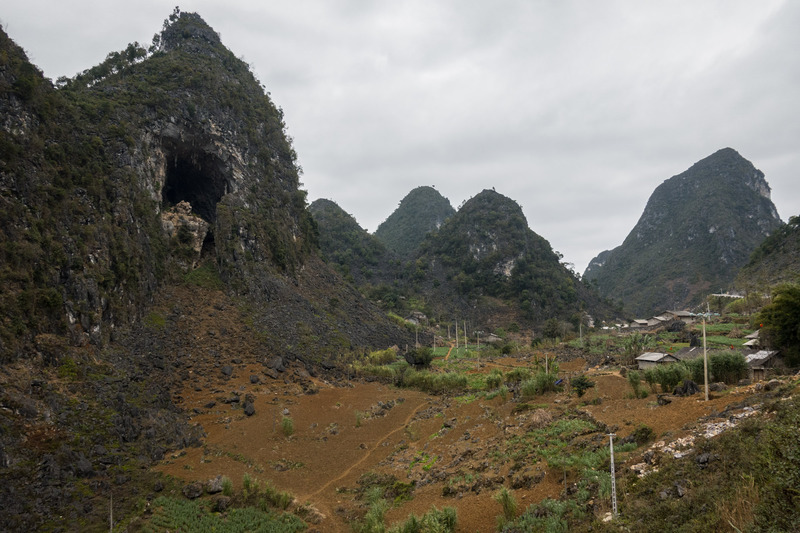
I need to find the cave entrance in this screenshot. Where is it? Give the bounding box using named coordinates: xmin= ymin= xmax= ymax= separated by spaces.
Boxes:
xmin=161 ymin=140 xmax=229 ymax=225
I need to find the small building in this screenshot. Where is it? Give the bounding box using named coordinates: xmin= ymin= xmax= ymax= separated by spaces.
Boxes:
xmin=484 ymin=333 xmax=503 ymax=344
xmin=743 ymin=330 xmax=760 ymax=348
xmin=673 ymin=346 xmax=703 ymax=361
xmin=404 ymin=311 xmax=427 ymax=326
xmin=745 ymin=350 xmax=781 ymax=381
xmin=666 ymin=310 xmax=697 ymax=325
xmin=635 ymin=352 xmax=680 ymax=370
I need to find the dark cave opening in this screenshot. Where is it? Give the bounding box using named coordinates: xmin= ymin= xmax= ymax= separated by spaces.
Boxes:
xmin=200 ymin=230 xmax=215 ymax=258
xmin=161 ymin=141 xmax=229 ymax=225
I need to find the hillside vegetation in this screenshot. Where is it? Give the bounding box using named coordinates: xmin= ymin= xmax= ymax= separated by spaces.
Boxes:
xmin=736 ymin=215 xmax=800 ymax=291
xmin=374 ymin=185 xmax=455 ymax=258
xmin=584 ymin=148 xmax=782 ymax=316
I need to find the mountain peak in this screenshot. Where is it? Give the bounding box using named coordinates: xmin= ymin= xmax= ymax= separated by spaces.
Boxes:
xmin=584 ymin=149 xmax=782 ymax=315
xmin=158 ymin=10 xmax=222 ymax=54
xmin=374 ymin=186 xmax=454 ymax=257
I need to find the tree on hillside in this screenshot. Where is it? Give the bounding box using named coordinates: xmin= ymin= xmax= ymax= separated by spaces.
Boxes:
xmin=759 ymin=283 xmax=800 ymax=366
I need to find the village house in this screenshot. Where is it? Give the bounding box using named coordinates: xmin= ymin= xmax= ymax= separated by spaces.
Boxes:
xmin=635 ymin=351 xmax=680 ymax=370
xmin=745 ymin=350 xmax=782 ymax=381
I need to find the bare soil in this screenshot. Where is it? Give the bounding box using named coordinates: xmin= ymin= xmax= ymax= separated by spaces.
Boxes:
xmin=152 ymin=287 xmax=761 ymax=532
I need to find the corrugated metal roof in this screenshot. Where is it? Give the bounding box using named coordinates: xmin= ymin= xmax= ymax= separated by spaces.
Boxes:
xmin=745 ymin=350 xmax=778 ymax=366
xmin=635 ymin=352 xmax=675 ymax=362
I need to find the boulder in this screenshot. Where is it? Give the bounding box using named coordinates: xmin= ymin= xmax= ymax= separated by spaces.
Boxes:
xmin=205 ymin=475 xmax=224 ymax=494
xmin=673 ymin=380 xmax=700 ymax=396
xmin=182 ymin=481 xmax=203 ymax=499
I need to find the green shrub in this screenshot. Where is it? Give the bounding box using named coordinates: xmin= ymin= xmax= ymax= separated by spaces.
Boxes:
xmin=650 ymin=364 xmax=690 ymax=392
xmin=627 ymin=370 xmax=642 ymax=397
xmin=222 ymin=476 xmax=233 ymax=496
xmin=709 ymin=350 xmax=748 ymax=384
xmin=281 ymin=416 xmax=294 ymax=437
xmin=571 ymin=374 xmax=594 ymax=397
xmin=485 ymin=369 xmax=503 ymax=389
xmin=368 ymin=348 xmax=398 ymax=365
xmin=494 ymin=487 xmax=517 ymax=526
xmin=405 ymin=347 xmax=433 ymax=368
xmin=399 ymin=369 xmax=468 ymax=394
xmin=520 ymin=370 xmax=560 ymax=398
xmin=504 ymin=367 xmax=532 ymax=383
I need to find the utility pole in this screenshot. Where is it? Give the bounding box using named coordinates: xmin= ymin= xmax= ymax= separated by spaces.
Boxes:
xmin=463 ymin=320 xmax=467 ymax=350
xmin=455 ymin=319 xmax=458 ymax=350
xmin=609 ymin=433 xmax=618 ymax=517
xmin=703 ymin=315 xmax=709 ymax=401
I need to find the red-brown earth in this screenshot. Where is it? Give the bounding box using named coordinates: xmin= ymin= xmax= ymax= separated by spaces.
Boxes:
xmin=150 ymin=287 xmax=765 ymax=532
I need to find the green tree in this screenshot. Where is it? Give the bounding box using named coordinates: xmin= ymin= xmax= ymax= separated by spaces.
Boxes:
xmin=759 ymin=283 xmax=800 ymax=366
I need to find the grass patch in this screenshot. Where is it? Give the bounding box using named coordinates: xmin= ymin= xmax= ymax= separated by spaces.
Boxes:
xmin=183 ymin=261 xmax=224 ymax=289
xmin=141 ymin=496 xmax=305 ymax=533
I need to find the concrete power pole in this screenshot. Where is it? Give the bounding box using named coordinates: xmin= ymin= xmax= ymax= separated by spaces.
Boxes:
xmin=608 ymin=433 xmax=618 ymax=518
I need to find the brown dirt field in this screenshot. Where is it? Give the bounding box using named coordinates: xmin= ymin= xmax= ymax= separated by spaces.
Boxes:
xmin=155 ymin=354 xmax=755 ymax=532
xmin=150 ymin=287 xmax=763 ymax=531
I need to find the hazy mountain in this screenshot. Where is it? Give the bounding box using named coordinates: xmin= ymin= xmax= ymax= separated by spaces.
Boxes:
xmin=583 ymin=148 xmax=783 ymax=316
xmin=414 ymin=189 xmax=613 ymax=328
xmin=374 ymin=185 xmax=455 ymax=258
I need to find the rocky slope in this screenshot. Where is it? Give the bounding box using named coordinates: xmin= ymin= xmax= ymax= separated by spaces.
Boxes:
xmin=583 ymin=148 xmax=783 ymax=316
xmin=736 ymin=214 xmax=800 ymax=291
xmin=1 ymin=11 xmax=416 ymax=530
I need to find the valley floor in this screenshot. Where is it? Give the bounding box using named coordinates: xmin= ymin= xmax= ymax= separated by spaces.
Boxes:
xmin=154 ymin=350 xmax=765 ymax=532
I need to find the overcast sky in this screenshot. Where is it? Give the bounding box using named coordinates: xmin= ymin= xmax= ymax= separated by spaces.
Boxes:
xmin=3 ymin=1 xmax=799 ymax=272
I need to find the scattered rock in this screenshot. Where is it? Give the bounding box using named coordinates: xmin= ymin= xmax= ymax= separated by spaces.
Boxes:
xmin=221 ymin=365 xmax=233 ymax=377
xmin=212 ymin=495 xmax=231 ymax=512
xmin=673 ymin=380 xmax=700 ymax=396
xmin=243 ymin=394 xmax=256 ymax=416
xmin=182 ymin=481 xmax=203 ymax=499
xmin=709 ymin=382 xmax=727 ymax=392
xmin=206 ymin=475 xmax=225 ymax=494
xmin=266 ymin=356 xmax=285 ymax=372
xmin=249 ymin=374 xmax=260 ymax=384
xmin=764 ymin=379 xmax=782 ymax=391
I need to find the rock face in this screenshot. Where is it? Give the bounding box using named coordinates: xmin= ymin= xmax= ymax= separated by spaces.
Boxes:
xmin=0 ymin=12 xmax=413 ymax=361
xmin=160 ymin=201 xmax=209 ymax=266
xmin=583 ymin=148 xmax=783 ymax=316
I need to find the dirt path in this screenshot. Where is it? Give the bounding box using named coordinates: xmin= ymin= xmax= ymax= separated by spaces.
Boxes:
xmin=306 ymin=399 xmax=432 ymax=500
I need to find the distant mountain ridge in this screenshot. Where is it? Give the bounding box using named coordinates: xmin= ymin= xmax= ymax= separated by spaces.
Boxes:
xmin=311 ymin=187 xmax=615 ymax=329
xmin=417 ymin=189 xmax=611 ymax=326
xmin=374 ymin=186 xmax=455 ymax=257
xmin=583 ymin=148 xmax=783 ymax=316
